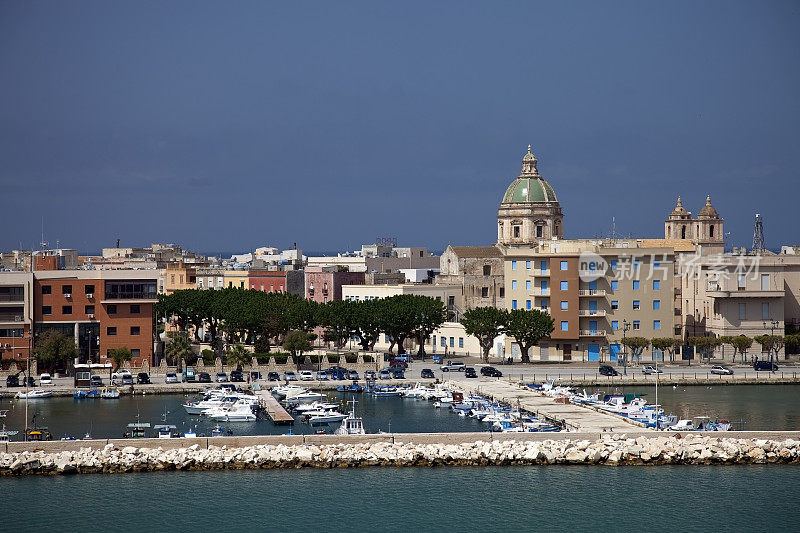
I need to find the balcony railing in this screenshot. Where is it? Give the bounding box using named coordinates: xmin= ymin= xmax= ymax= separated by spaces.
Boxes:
xmin=529 ymin=288 xmax=550 ymax=296
xmin=578 ymin=310 xmax=607 ymax=317
xmin=578 ymin=289 xmax=606 ymax=297
xmin=579 ymin=329 xmax=607 ymax=337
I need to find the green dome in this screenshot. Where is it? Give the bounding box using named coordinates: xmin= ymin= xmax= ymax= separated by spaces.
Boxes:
xmin=502 ymin=177 xmax=558 ymax=204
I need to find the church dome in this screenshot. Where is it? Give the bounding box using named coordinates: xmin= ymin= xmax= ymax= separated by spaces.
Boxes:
xmin=698 ymin=195 xmax=719 ymax=218
xmin=668 ymin=196 xmax=690 ymax=219
xmin=500 ymin=146 xmax=559 ymax=204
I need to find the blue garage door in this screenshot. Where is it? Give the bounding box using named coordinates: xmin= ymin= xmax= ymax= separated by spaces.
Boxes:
xmin=587 ymin=343 xmax=600 ymax=362
xmin=609 ymin=343 xmax=620 ymax=362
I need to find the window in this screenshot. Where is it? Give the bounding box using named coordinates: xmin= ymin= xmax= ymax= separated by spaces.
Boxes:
xmin=85 ymin=285 xmax=95 ymax=295
xmin=526 ymin=300 xmax=531 ymax=310
xmin=536 ymin=225 xmax=543 ymax=238
xmin=633 ymin=280 xmax=640 ymax=290
xmin=131 ymin=326 xmax=140 ymax=336
xmin=107 ymin=304 xmax=117 ymax=315
xmin=85 ymin=305 xmax=95 ymax=314
xmin=653 ymin=320 xmax=661 ymax=331
xmin=62 ymin=285 xmax=72 ymax=295
xmin=762 ymin=303 xmax=769 ymax=320
xmin=526 ymin=280 xmax=531 ymax=291
xmin=541 ymin=300 xmax=549 ymax=310
xmin=560 ymin=281 xmax=568 ymax=291
xmin=611 ymin=300 xmax=619 ymax=310
xmin=511 ymin=261 xmax=517 ymax=271
xmin=633 ymin=300 xmax=640 ymax=310
xmin=540 ymin=261 xmax=547 ymax=273
xmin=512 ymin=300 xmax=518 ymax=310
xmin=560 ymin=260 xmax=568 ymax=271
xmin=610 ymin=260 xmax=618 ymax=271
xmin=738 ymin=274 xmax=746 ymax=289
xmin=441 ymin=337 xmax=446 ymax=347
xmin=761 ymin=274 xmax=769 ymax=291
xmin=458 ymin=338 xmax=464 ymax=348
xmin=62 ymin=305 xmax=72 ymax=314
xmin=611 ymin=320 xmax=619 ymax=331
xmin=131 ymin=349 xmax=140 ymax=358
xmin=560 ymin=301 xmax=568 ymax=310
xmin=107 ymin=327 xmax=117 ymax=336
xmin=513 ymin=226 xmax=520 ymax=238
xmin=481 ymin=287 xmax=489 ymax=298
xmin=589 ymin=280 xmax=597 ymax=290
xmin=611 ymin=280 xmax=618 ymax=291
xmin=653 ymin=280 xmax=660 ymax=290
xmin=483 ymin=265 xmax=491 ymax=276
xmin=42 ymin=285 xmax=51 ymax=295
xmin=499 ymin=288 xmax=504 ymax=297
xmin=739 ymin=303 xmax=746 ymax=320
xmin=526 ymin=261 xmax=531 ymax=270
xmin=653 ymin=300 xmax=661 ymax=310
xmin=560 ymin=321 xmax=568 ymax=331
xmin=130 ymin=304 xmax=140 ymax=314
xmin=42 ymin=305 xmax=52 ymax=315
xmin=541 ymin=280 xmax=548 ymax=291
xmin=633 ymin=262 xmax=640 ymax=271
xmin=511 ymin=280 xmax=517 ymax=290
xmin=633 ymin=320 xmax=640 ymax=330
xmin=449 ymin=337 xmax=455 ymax=348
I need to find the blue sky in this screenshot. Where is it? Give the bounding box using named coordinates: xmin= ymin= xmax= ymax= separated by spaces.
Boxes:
xmin=1 ymin=1 xmax=798 ymax=254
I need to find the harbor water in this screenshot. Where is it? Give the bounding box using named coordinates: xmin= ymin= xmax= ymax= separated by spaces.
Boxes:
xmin=2 ymin=465 xmax=798 ymax=532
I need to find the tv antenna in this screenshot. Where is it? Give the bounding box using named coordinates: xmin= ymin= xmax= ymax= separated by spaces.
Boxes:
xmin=752 ymin=214 xmax=765 ymax=253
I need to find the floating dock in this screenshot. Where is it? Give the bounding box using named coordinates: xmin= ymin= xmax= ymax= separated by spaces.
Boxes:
xmin=255 ymin=390 xmax=294 ymax=425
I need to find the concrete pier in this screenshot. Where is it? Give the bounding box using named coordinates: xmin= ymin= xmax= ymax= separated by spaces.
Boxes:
xmin=254 ymin=390 xmax=294 ymax=425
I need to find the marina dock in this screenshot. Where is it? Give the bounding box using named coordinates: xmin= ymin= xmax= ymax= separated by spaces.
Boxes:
xmin=452 ymin=379 xmax=647 ymax=432
xmin=254 ymin=389 xmax=294 ymax=425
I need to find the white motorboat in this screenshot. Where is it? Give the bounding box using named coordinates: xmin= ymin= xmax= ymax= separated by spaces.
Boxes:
xmin=16 ymin=389 xmax=53 ymax=399
xmin=154 ymin=424 xmax=178 ymax=438
xmin=294 ymin=401 xmax=339 ymax=414
xmin=274 ymin=385 xmax=306 ymax=400
xmin=668 ymin=419 xmax=696 ymax=431
xmin=100 ymin=387 xmax=120 ymax=399
xmin=185 ymin=393 xmax=258 ymax=415
xmin=307 ymin=411 xmax=349 ymax=425
xmin=207 ymin=400 xmax=257 ymax=422
xmin=286 ymin=391 xmax=326 ymax=406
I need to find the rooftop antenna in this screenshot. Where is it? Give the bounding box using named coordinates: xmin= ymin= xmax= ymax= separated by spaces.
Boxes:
xmin=752 ymin=214 xmax=765 ymax=253
xmin=611 ymin=216 xmax=617 ymax=240
xmin=39 ymin=217 xmax=48 ymax=249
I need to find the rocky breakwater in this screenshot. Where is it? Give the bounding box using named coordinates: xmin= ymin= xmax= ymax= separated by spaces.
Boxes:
xmin=2 ymin=435 xmax=799 ymax=476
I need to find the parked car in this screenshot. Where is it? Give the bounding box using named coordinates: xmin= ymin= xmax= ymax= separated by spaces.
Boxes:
xmin=480 ymin=366 xmax=502 ymax=377
xmin=197 ymin=372 xmax=212 ymax=383
xmin=6 ymin=375 xmax=20 ymax=387
xmin=91 ymin=375 xmax=105 ymax=386
xmin=317 ymin=370 xmax=329 ymax=381
xmin=39 ymin=373 xmax=53 ymax=386
xmin=215 ymin=372 xmax=229 ymax=383
xmin=754 ymin=360 xmax=778 ymax=371
xmin=386 ymin=365 xmax=406 ymax=374
xmin=111 ymin=369 xmax=132 ymax=381
xmin=641 ymin=365 xmax=663 ymax=375
xmin=164 ymin=371 xmax=178 ymax=384
xmin=299 ymin=370 xmax=314 ymax=381
xmin=329 ymin=369 xmax=347 ymax=380
xmin=389 ymin=359 xmax=408 ymax=369
xmin=181 ymin=368 xmax=196 ymax=383
xmin=230 ymin=370 xmax=245 ymax=382
xmin=267 ymin=371 xmax=280 ymax=381
xmin=23 ymin=376 xmax=35 ymax=387
xmin=284 ymin=371 xmax=298 ymax=381
xmin=710 ymin=365 xmax=734 ymax=375
xmin=420 ymin=368 xmax=435 ymax=379
xmin=136 ymin=373 xmax=151 ymax=384
xmin=464 ymin=367 xmax=477 ymax=378
xmin=391 ymin=369 xmax=405 ymax=379
xmin=378 ymin=369 xmax=392 ymax=380
xmin=348 ymin=370 xmax=360 ymax=380
xmin=364 ymin=370 xmax=377 ymax=381
xmin=393 ymin=353 xmax=412 ymax=363
xmin=249 ymin=371 xmax=262 ymax=382
xmin=599 ymin=365 xmax=620 ymax=377
xmin=440 ymin=361 xmax=466 ymax=372
xmin=120 ymin=374 xmax=134 ymax=385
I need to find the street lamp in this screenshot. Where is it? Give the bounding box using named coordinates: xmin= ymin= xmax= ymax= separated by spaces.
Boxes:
xmin=763 ymin=319 xmax=779 ymax=373
xmin=621 ymin=319 xmax=631 ymax=376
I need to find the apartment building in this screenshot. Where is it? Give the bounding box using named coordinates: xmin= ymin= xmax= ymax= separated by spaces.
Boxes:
xmin=503 ymin=240 xmax=677 ymax=362
xmin=305 ymin=267 xmax=365 ymax=303
xmin=0 ymin=272 xmax=34 ymax=361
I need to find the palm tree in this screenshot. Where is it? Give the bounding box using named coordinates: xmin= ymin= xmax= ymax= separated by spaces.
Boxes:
xmin=165 ymin=332 xmax=194 ymax=371
xmin=225 ymin=344 xmax=251 ymax=370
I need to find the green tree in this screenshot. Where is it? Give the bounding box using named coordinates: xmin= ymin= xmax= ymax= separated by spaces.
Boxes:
xmin=380 ymin=294 xmax=419 ymax=354
xmin=411 ymin=295 xmax=448 ymax=359
xmin=165 ymin=331 xmax=194 ymax=370
xmin=225 ymin=344 xmax=251 ymax=370
xmin=784 ymin=334 xmax=800 ymax=355
xmin=688 ymin=336 xmax=722 ymax=364
xmin=461 ymin=307 xmax=507 ymax=362
xmin=754 ymin=334 xmax=784 ymax=361
xmin=317 ymin=300 xmax=355 ymax=349
xmin=283 ymin=329 xmax=312 ymax=362
xmin=621 ymin=336 xmax=650 ymax=364
xmin=651 ymin=337 xmax=682 ymax=363
xmin=108 ymin=347 xmax=132 ymax=370
xmin=504 ymin=309 xmax=554 ymax=363
xmin=352 ymin=299 xmax=383 ymax=352
xmin=730 ymin=335 xmax=753 ymax=363
xmin=33 ymin=329 xmax=78 ymax=372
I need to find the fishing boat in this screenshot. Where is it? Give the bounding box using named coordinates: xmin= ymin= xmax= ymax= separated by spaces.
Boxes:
xmin=333 ymin=400 xmax=365 ymax=435
xmin=372 ymin=386 xmax=402 ymax=397
xmin=100 ymin=387 xmax=120 ymax=399
xmin=154 ymin=424 xmax=178 ymax=438
xmin=0 ymin=424 xmax=19 ymax=443
xmin=25 ymin=427 xmax=53 ymax=441
xmin=124 ymin=421 xmax=151 ymax=438
xmin=16 ymin=389 xmax=52 ymax=399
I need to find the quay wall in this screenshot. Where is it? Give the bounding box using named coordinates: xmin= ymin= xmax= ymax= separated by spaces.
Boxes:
xmin=2 ymin=432 xmax=800 ymax=475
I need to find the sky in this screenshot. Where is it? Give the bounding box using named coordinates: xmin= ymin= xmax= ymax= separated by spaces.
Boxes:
xmin=1 ymin=1 xmax=798 ymax=255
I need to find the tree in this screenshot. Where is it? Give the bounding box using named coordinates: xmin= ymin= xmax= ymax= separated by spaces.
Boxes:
xmin=651 ymin=337 xmax=682 ymax=363
xmin=317 ymin=300 xmax=355 ymax=349
xmin=225 ymin=344 xmax=251 ymax=370
xmin=688 ymin=336 xmax=722 ymax=364
xmin=165 ymin=331 xmax=194 ymax=370
xmin=622 ymin=336 xmax=650 ymax=364
xmin=785 ymin=334 xmax=800 ymax=356
xmin=730 ymin=335 xmax=753 ymax=363
xmin=754 ymin=335 xmax=784 ymax=361
xmin=461 ymin=307 xmax=507 ymax=362
xmin=108 ymin=347 xmax=132 ymax=370
xmin=411 ymin=295 xmax=447 ymax=359
xmin=283 ymin=330 xmax=312 ymax=362
xmin=380 ymin=295 xmax=419 ymax=354
xmin=504 ymin=309 xmax=554 ymax=363
xmin=352 ymin=299 xmax=383 ymax=352
xmin=33 ymin=329 xmax=78 ymax=372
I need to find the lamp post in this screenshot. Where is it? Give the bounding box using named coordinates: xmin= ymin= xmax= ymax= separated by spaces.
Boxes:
xmin=621 ymin=319 xmax=631 ymax=376
xmin=763 ymin=319 xmax=779 ymax=373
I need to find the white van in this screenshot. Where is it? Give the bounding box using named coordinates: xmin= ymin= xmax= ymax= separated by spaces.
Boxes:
xmin=39 ymin=373 xmax=53 ymax=386
xmin=299 ymin=370 xmax=314 ymax=381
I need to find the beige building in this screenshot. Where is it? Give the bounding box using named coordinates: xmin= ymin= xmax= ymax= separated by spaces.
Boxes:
xmin=437 ymin=245 xmax=505 ymax=315
xmin=342 ymin=283 xmax=461 ymax=311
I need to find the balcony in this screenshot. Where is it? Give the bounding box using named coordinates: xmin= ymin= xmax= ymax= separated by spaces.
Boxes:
xmin=578 ymin=310 xmax=607 ymax=317
xmin=707 ymin=288 xmax=783 ymax=298
xmin=535 ymin=270 xmax=551 ymax=276
xmin=579 ymin=329 xmax=607 ymax=337
xmin=529 ymin=288 xmax=550 ymax=296
xmin=579 ymin=289 xmax=606 ymax=297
